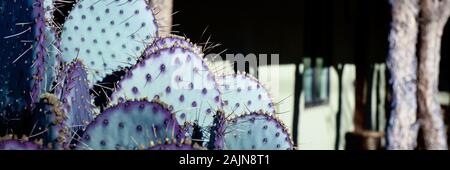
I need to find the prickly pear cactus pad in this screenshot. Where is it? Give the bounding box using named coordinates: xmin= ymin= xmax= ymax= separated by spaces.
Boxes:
xmin=76 ymin=100 xmax=183 ymax=150
xmin=0 ymin=140 xmax=42 ymax=150
xmin=60 ymin=0 xmax=158 ymax=86
xmin=33 ymin=26 xmax=59 ymax=99
xmin=44 ymin=30 xmax=59 ymax=90
xmin=217 ymin=73 xmax=276 ymax=117
xmin=30 ymin=0 xmax=59 ymax=96
xmin=111 ymin=46 xmax=222 ymax=137
xmin=224 ymin=112 xmax=293 ymax=150
xmin=0 ymin=0 xmax=47 ymax=125
xmin=41 ymin=0 xmax=60 ymax=94
xmin=60 ymin=60 xmax=94 ymax=134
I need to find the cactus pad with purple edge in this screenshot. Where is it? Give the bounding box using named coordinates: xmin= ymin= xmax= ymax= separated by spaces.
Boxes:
xmin=0 ymin=0 xmax=47 ymax=128
xmin=31 ymin=0 xmax=59 ymax=97
xmin=224 ymin=112 xmax=293 ymax=150
xmin=111 ymin=46 xmax=222 ymax=141
xmin=0 ymin=140 xmax=42 ymax=150
xmin=60 ymin=60 xmax=94 ymax=136
xmin=146 ymin=35 xmax=202 ymax=55
xmin=60 ymin=0 xmax=158 ymax=86
xmin=76 ymin=100 xmax=183 ymax=150
xmin=148 ymin=139 xmax=204 ymax=150
xmin=218 ymin=73 xmax=276 ymax=117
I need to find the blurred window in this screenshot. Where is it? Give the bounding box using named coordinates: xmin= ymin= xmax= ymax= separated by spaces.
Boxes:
xmin=303 ymin=57 xmax=330 ymax=107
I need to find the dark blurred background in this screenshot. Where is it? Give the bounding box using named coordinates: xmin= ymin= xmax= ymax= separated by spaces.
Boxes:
xmin=173 ymin=0 xmax=449 ymax=91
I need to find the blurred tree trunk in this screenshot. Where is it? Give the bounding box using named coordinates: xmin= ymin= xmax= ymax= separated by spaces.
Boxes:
xmin=417 ymin=0 xmax=450 ymax=150
xmin=386 ymin=0 xmax=420 ymax=150
xmin=149 ymin=0 xmax=173 ymax=36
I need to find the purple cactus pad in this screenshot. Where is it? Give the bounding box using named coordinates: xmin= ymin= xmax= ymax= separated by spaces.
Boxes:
xmin=76 ymin=100 xmax=184 ymax=150
xmin=0 ymin=140 xmax=42 ymax=150
xmin=217 ymin=73 xmax=276 ymax=117
xmin=111 ymin=46 xmax=222 ymax=144
xmin=224 ymin=112 xmax=294 ymax=150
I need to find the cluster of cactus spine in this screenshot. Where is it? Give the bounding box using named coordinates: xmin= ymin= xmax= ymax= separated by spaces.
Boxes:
xmin=1 ymin=0 xmax=294 ymax=150
xmin=30 ymin=93 xmax=68 ymax=149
